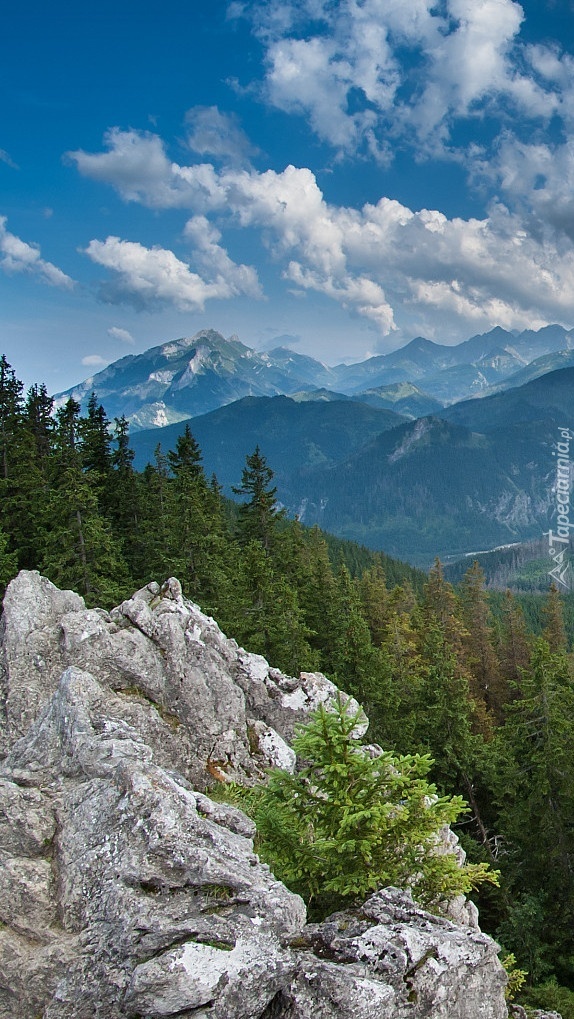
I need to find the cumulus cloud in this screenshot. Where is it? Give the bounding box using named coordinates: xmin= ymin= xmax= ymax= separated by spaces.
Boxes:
xmin=82 ymin=354 xmax=108 ymax=367
xmin=237 ymin=0 xmax=564 ymax=160
xmin=68 ymin=128 xmax=226 ymax=210
xmin=84 ymin=232 xmax=261 ymax=311
xmin=107 ymin=325 xmax=135 ymax=344
xmin=185 ymin=106 xmax=257 ymax=165
xmin=0 ymin=216 xmax=74 ymax=288
xmin=72 ymin=128 xmax=574 ymax=338
xmin=183 ymin=214 xmax=262 ymax=297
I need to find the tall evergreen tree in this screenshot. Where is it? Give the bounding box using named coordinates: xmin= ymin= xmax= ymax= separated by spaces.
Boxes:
xmin=24 ymin=383 xmax=54 ymax=467
xmin=233 ymin=539 xmax=317 ymax=675
xmin=41 ymin=398 xmax=129 ymax=605
xmin=498 ymin=589 xmax=531 ymax=688
xmin=459 ymin=561 xmax=503 ymax=718
xmin=542 ymin=582 xmax=568 ymax=652
xmin=359 ymin=560 xmax=390 ymax=647
xmin=0 ymin=355 xmax=23 ymax=481
xmin=492 ymin=640 xmax=574 ymax=966
xmin=163 ymin=425 xmax=212 ymax=594
xmin=233 ymin=445 xmax=283 ymax=551
xmin=0 ymin=525 xmax=18 ymax=598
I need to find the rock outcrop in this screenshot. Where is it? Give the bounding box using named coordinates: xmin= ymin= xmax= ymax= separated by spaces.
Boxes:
xmin=0 ymin=572 xmax=511 ymax=1018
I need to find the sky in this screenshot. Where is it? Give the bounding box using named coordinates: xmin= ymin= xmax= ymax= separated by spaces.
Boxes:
xmin=3 ymin=0 xmax=574 ymax=391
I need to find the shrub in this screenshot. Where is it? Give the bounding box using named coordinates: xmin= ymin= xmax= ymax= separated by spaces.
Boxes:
xmin=247 ymin=695 xmax=497 ymax=916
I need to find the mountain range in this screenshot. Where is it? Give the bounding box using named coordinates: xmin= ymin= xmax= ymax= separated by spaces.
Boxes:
xmin=56 ymin=324 xmax=574 ymax=430
xmin=55 ymin=325 xmax=574 ymax=568
xmin=126 ymin=365 xmax=574 ymax=567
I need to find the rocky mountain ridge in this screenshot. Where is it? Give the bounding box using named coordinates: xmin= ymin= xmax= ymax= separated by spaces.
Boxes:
xmin=0 ymin=570 xmax=517 ymax=1018
xmin=127 ymin=366 xmax=574 ymax=566
xmin=54 ymin=324 xmax=574 ymax=430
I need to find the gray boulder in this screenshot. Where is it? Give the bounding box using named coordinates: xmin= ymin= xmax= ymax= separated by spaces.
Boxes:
xmin=0 ymin=665 xmax=305 ymax=1018
xmin=0 ymin=571 xmax=357 ymax=784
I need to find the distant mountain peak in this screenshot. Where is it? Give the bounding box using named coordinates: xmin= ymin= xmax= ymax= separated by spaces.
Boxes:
xmin=54 ymin=322 xmax=574 ymax=432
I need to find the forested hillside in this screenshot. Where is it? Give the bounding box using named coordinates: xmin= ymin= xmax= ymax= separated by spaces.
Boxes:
xmin=3 ymin=353 xmax=574 ymax=1013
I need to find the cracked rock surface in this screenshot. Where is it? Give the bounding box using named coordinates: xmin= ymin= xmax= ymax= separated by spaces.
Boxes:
xmin=0 ymin=572 xmax=511 ymax=1018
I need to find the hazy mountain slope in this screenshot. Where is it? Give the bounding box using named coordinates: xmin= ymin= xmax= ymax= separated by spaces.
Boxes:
xmin=284 ymin=415 xmax=557 ymax=565
xmin=54 ymin=324 xmax=574 ymax=429
xmin=129 ymin=395 xmax=407 ymax=488
xmin=438 ymin=366 xmax=574 ymax=431
xmin=55 ymin=330 xmax=335 ymax=430
xmin=126 ymin=368 xmax=572 ymax=565
xmin=354 ymin=382 xmax=444 ymax=418
xmin=483 ymin=349 xmax=574 ymax=394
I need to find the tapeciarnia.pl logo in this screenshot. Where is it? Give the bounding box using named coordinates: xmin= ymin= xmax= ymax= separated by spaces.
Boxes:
xmin=544 ymin=427 xmax=573 ymax=589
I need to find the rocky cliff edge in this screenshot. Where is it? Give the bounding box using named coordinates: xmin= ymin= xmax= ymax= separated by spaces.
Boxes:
xmin=0 ymin=571 xmax=511 ymax=1018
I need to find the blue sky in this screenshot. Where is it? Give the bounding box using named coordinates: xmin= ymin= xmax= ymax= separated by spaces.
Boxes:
xmin=3 ymin=0 xmax=574 ymax=390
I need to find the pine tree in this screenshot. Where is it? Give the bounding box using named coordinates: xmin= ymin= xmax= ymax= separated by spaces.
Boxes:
xmin=233 ymin=445 xmax=283 ymax=551
xmin=542 ymin=582 xmax=568 ymax=652
xmin=422 ymin=558 xmax=467 ymax=657
xmin=136 ymin=445 xmax=172 ymax=582
xmin=41 ymin=399 xmax=129 ymax=605
xmin=329 ymin=564 xmax=393 ymax=718
xmin=359 ymin=560 xmax=390 ymax=647
xmin=233 ymin=539 xmax=317 ymax=675
xmin=0 ymin=525 xmax=18 ymax=598
xmin=498 ymin=589 xmax=531 ymax=688
xmin=459 ymin=561 xmax=503 ymax=718
xmin=249 ymin=696 xmax=495 ymax=917
xmin=492 ymin=640 xmax=574 ymax=961
xmin=108 ymin=415 xmax=142 ymax=579
xmin=0 ymin=355 xmax=23 ymax=481
xmin=24 ymin=383 xmax=54 ymax=467
xmin=163 ymin=426 xmax=211 ymax=594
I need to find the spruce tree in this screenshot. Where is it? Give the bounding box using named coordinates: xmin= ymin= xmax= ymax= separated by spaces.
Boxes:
xmin=542 ymin=582 xmax=568 ymax=652
xmin=41 ymin=398 xmax=129 ymax=605
xmin=233 ymin=445 xmax=283 ymax=551
xmin=0 ymin=525 xmax=18 ymax=598
xmin=498 ymin=589 xmax=531 ymax=688
xmin=459 ymin=561 xmax=503 ymax=718
xmin=492 ymin=639 xmax=574 ymax=963
xmin=249 ymin=697 xmax=495 ymax=917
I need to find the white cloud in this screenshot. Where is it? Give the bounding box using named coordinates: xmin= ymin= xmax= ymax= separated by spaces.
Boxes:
xmin=185 ymin=106 xmax=257 ymax=165
xmin=84 ymin=233 xmax=261 ymax=311
xmin=0 ymin=149 xmax=18 ymax=169
xmin=107 ymin=326 xmax=135 ymax=344
xmin=240 ymin=0 xmax=563 ymax=159
xmin=0 ymin=216 xmax=74 ymax=288
xmin=183 ymin=214 xmax=262 ymax=298
xmin=82 ymin=354 xmax=107 ymax=367
xmin=72 ymin=129 xmax=574 ymax=339
xmin=68 ymin=128 xmax=226 ymax=211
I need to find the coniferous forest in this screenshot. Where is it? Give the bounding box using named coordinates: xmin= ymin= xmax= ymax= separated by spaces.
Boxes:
xmin=3 ymin=353 xmax=574 ymax=1014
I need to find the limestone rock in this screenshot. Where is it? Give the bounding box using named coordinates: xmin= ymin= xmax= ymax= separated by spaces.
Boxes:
xmin=0 ymin=666 xmax=305 ymax=1018
xmin=286 ymin=888 xmax=507 ymax=1019
xmin=0 ymin=571 xmax=349 ymax=785
xmin=0 ymin=572 xmax=513 ymax=1018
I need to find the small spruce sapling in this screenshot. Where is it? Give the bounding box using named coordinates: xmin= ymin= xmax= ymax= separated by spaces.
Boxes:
xmin=247 ymin=695 xmax=497 ymax=916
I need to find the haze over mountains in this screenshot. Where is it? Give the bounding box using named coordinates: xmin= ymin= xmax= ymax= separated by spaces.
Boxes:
xmin=56 ymin=324 xmax=574 ymax=431
xmin=55 ymin=324 xmax=574 ymax=568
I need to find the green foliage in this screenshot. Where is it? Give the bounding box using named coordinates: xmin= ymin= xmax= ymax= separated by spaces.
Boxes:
xmin=496 ymin=894 xmax=553 ymax=986
xmin=6 ymin=351 xmax=574 ymax=990
xmin=247 ymin=696 xmax=497 ymax=917
xmin=501 ymin=954 xmax=527 ymax=1002
xmin=233 ymin=444 xmax=284 ymax=551
xmin=521 ymin=980 xmax=574 ymax=1019
xmin=0 ymin=525 xmax=18 ymax=598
